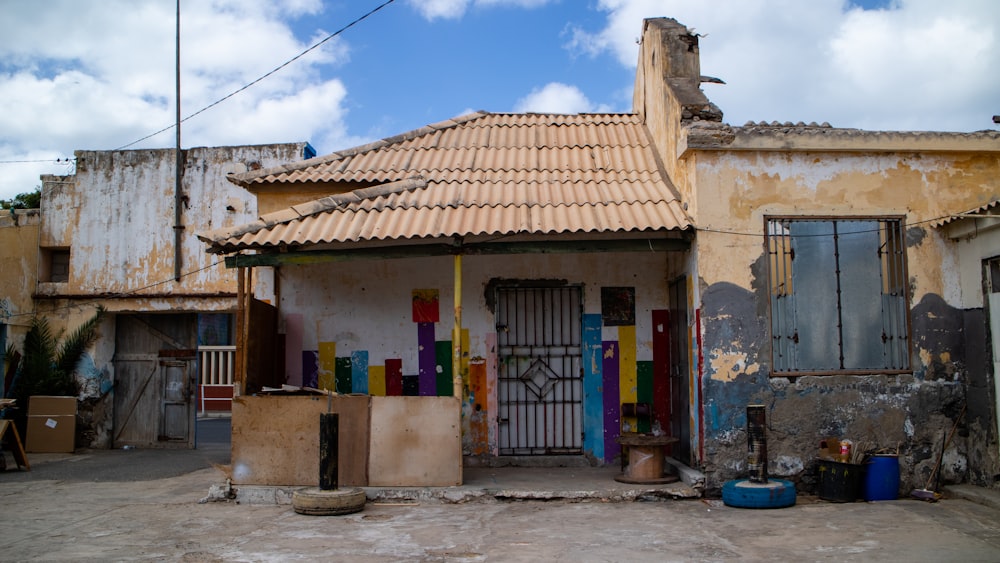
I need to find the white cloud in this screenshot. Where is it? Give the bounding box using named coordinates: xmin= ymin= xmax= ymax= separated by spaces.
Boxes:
xmin=0 ymin=0 xmax=350 ymax=199
xmin=514 ymin=83 xmax=610 ymax=114
xmin=569 ymin=0 xmax=1000 ymax=131
xmin=407 ymin=0 xmax=552 ymax=21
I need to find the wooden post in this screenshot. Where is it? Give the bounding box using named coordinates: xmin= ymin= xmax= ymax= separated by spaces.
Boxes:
xmin=319 ymin=413 xmax=339 ymax=490
xmin=452 ymin=254 xmax=463 ymax=400
xmin=235 ymin=266 xmax=245 ymax=397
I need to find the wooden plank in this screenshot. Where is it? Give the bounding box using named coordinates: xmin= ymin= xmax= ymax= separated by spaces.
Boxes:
xmin=318 ymin=342 xmax=336 ymax=392
xmin=402 ymin=375 xmax=419 ymax=396
xmin=368 ymin=365 xmax=386 ymax=396
xmin=435 ymin=340 xmax=453 ymax=397
xmin=335 ymin=357 xmax=352 ymax=395
xmin=582 ymin=313 xmax=604 ymax=461
xmin=224 ymin=238 xmax=692 ymax=268
xmin=0 ymin=419 xmax=30 ymax=470
xmin=230 ymin=394 xmax=370 ymax=486
xmin=302 ymin=351 xmax=318 ymax=389
xmin=417 ymin=322 xmax=435 ymax=396
xmin=652 ymin=309 xmax=671 ymax=436
xmin=602 ymin=341 xmax=621 ymax=463
xmin=468 ymin=359 xmax=488 ymax=455
xmin=385 ymin=359 xmax=403 ymax=396
xmin=637 ymin=361 xmax=653 ymax=433
xmin=368 ymin=396 xmax=461 ymax=486
xmin=619 ymin=326 xmax=637 ymax=431
xmin=351 ymin=351 xmax=369 ymax=394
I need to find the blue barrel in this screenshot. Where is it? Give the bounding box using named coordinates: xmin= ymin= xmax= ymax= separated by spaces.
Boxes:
xmin=863 ymin=455 xmax=900 ymax=501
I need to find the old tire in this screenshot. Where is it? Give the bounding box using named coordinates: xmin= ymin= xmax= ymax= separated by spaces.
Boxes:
xmin=722 ymin=479 xmax=796 ymax=509
xmin=292 ymin=487 xmax=367 ymax=516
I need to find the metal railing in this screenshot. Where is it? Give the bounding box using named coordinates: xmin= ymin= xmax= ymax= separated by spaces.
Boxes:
xmin=198 ymin=346 xmax=235 ymax=414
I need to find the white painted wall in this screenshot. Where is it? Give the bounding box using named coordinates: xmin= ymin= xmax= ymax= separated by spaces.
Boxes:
xmin=277 ymin=250 xmax=673 ymax=376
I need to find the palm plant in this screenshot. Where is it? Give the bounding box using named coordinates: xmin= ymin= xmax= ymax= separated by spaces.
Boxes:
xmin=7 ymin=306 xmax=105 ymax=433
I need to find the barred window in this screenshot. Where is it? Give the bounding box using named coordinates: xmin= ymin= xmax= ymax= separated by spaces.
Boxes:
xmin=766 ymin=218 xmax=909 ymax=374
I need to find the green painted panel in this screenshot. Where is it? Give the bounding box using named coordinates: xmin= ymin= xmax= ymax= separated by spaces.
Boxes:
xmin=637 ymin=361 xmax=654 ymax=433
xmin=435 ymin=340 xmax=453 ymax=397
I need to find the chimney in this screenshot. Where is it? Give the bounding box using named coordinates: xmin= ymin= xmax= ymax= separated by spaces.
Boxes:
xmin=633 ymin=18 xmax=723 ymax=124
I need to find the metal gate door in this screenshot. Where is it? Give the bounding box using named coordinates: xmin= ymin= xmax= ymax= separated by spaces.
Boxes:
xmin=496 ymin=286 xmax=583 ymax=455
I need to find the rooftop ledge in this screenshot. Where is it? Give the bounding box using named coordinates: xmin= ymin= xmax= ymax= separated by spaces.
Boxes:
xmin=678 ymin=121 xmax=1000 ymax=158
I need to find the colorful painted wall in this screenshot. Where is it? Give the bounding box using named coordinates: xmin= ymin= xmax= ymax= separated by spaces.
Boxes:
xmin=273 ymin=249 xmax=688 ymax=463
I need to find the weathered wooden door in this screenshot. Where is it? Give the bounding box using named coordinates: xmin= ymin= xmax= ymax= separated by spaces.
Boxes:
xmin=113 ymin=314 xmax=197 ymax=448
xmin=159 ymin=356 xmax=195 ymax=442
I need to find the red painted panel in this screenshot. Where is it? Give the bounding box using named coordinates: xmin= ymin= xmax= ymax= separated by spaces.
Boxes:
xmin=412 ymin=289 xmax=440 ymax=323
xmin=386 ymin=358 xmax=403 ymax=396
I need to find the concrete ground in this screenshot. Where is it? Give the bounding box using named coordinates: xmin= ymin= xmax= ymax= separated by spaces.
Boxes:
xmin=2 ymin=419 xmax=1000 ymax=561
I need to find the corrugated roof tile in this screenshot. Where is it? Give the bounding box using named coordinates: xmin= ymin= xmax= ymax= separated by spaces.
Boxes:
xmin=200 ymin=112 xmax=690 ymax=253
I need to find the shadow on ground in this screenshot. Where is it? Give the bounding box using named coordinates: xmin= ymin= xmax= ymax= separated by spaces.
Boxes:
xmin=1 ymin=417 xmax=230 ymax=483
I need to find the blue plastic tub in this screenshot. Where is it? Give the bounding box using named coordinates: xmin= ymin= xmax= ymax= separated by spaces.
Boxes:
xmin=863 ymin=454 xmax=900 ymax=501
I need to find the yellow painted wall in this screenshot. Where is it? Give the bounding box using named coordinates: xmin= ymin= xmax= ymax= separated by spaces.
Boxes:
xmin=0 ymin=209 xmax=40 ymax=348
xmin=687 ymin=148 xmax=1000 ymax=305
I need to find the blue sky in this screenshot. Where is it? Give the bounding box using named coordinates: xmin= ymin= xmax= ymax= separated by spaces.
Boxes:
xmin=0 ymin=0 xmax=997 ymax=200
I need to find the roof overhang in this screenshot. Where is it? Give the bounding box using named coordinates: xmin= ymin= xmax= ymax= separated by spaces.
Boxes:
xmin=222 ymin=231 xmax=692 ymax=268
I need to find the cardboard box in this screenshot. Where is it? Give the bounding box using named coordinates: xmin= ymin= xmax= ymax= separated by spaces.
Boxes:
xmin=26 ymin=395 xmax=77 ymax=453
xmin=26 ymin=415 xmax=75 ymax=453
xmin=27 ymin=395 xmax=77 ymax=417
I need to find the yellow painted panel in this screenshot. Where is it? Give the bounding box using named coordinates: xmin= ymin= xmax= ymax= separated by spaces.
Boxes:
xmin=619 ymin=325 xmax=637 ymax=402
xmin=369 ymin=365 xmax=386 ymax=396
xmin=619 ymin=325 xmax=637 ymax=431
xmin=318 ymin=342 xmax=336 ymax=392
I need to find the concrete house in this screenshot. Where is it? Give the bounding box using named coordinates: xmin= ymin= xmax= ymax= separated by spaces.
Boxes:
xmin=14 ymin=142 xmax=313 ymax=448
xmin=200 ymin=18 xmax=1000 ymax=491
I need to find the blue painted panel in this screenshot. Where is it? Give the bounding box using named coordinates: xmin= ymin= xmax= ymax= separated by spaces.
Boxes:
xmin=582 ymin=314 xmax=604 ymax=461
xmin=351 ymin=351 xmax=369 ymax=394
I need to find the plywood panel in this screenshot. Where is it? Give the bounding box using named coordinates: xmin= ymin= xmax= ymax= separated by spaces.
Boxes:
xmin=230 ymin=394 xmax=370 ymax=486
xmin=369 ymin=396 xmax=461 ymax=486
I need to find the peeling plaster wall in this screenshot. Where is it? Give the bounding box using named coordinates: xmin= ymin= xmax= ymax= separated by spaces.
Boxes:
xmin=40 ymin=144 xmax=307 ymax=297
xmin=31 ymin=143 xmax=308 ymax=448
xmin=686 ymin=147 xmax=1000 ymax=491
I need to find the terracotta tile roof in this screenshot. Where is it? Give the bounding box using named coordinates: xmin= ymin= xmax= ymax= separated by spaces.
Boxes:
xmin=200 ymin=112 xmax=691 ymax=253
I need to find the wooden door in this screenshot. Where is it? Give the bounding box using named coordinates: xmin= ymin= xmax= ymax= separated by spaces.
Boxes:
xmin=112 ymin=314 xmax=197 ymax=448
xmin=669 ymin=277 xmax=691 ymax=465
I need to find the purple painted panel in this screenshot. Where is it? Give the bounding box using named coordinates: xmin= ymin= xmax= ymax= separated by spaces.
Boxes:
xmin=418 ymin=322 xmax=436 ymax=396
xmin=302 ymin=350 xmax=318 ymax=389
xmin=603 ymin=341 xmax=621 ymax=463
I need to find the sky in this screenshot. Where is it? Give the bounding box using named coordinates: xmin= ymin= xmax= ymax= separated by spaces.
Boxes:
xmin=1 ymin=0 xmax=998 ymax=201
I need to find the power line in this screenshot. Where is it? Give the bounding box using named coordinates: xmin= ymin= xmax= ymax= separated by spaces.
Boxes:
xmin=114 ymin=0 xmax=397 ymax=151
